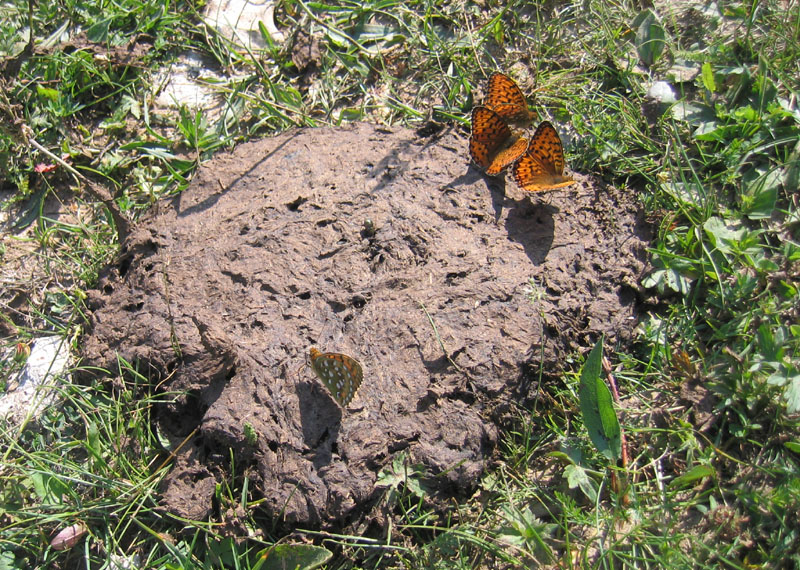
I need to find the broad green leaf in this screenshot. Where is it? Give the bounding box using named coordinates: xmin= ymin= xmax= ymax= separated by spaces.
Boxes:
xmin=741 ymin=167 xmax=780 ymax=220
xmin=756 ymin=324 xmax=780 ymax=361
xmin=578 ymin=338 xmax=621 ymax=461
xmin=257 ymin=544 xmax=332 ymax=570
xmin=671 ymin=101 xmax=716 ymax=125
xmin=787 ymin=242 xmax=800 ymax=262
xmin=776 ymin=280 xmax=797 ymax=298
xmin=641 ymin=252 xmax=698 ymax=295
xmin=784 ymin=375 xmax=800 ymax=414
xmin=30 ymin=472 xmax=70 ymax=504
xmin=783 ymin=140 xmax=800 ymax=193
xmin=703 ymin=216 xmax=744 ymax=254
xmin=10 ymin=188 xmax=47 ymax=231
xmin=661 ymin=267 xmax=694 ymax=295
xmin=547 ymin=451 xmax=576 ymax=465
xmin=87 ymin=17 xmax=111 ymax=42
xmin=784 ymin=441 xmax=800 ymax=454
xmin=670 ymin=464 xmax=715 ymax=488
xmin=701 ymin=62 xmax=716 ymax=93
xmin=767 ymin=370 xmax=788 ymax=387
xmin=352 ymin=23 xmax=403 ymax=43
xmin=0 ymin=551 xmax=19 ymax=570
xmin=36 ymin=85 xmax=59 ymax=102
xmin=733 ymin=105 xmax=758 ymax=122
xmin=564 ymin=464 xmax=598 ymax=502
xmin=755 ymin=257 xmax=779 ymax=273
xmin=496 ymin=505 xmax=557 ymax=562
xmin=661 ymin=181 xmax=706 ymax=208
xmin=632 ymin=9 xmax=666 ymax=67
xmin=693 ymin=121 xmax=728 ymax=140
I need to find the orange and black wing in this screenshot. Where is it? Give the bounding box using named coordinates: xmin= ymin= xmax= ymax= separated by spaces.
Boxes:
xmin=485 ymin=72 xmax=537 ymax=126
xmin=469 ymin=106 xmax=525 ymax=175
xmin=512 ymin=121 xmax=576 ymax=193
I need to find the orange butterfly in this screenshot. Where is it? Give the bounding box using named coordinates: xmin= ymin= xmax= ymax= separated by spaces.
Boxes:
xmin=469 ymin=106 xmax=528 ymax=175
xmin=512 ymin=121 xmax=576 ymax=193
xmin=485 ymin=72 xmax=537 ymax=127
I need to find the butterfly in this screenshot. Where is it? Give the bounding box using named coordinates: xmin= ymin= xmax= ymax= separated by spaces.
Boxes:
xmin=512 ymin=121 xmax=577 ymax=193
xmin=469 ymin=106 xmax=529 ymax=175
xmin=308 ymin=347 xmax=363 ymax=407
xmin=484 ymin=72 xmax=538 ymax=128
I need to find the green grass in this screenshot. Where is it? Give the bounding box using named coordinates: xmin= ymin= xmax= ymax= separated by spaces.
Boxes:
xmin=1 ymin=0 xmax=799 ymax=567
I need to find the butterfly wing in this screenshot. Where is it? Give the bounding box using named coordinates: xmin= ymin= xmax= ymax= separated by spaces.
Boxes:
xmin=469 ymin=106 xmax=511 ymax=170
xmin=485 ymin=72 xmax=537 ymax=126
xmin=335 ymin=354 xmax=363 ymax=406
xmin=486 ymin=137 xmax=528 ymax=176
xmin=309 ymin=348 xmax=363 ymax=407
xmin=512 ymin=121 xmax=576 ymax=193
xmin=469 ymin=106 xmax=525 ymax=175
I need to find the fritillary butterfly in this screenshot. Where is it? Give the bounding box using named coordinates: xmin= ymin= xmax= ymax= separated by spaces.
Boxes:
xmin=485 ymin=72 xmax=537 ymax=127
xmin=308 ymin=347 xmax=363 ymax=407
xmin=469 ymin=106 xmax=528 ymax=176
xmin=512 ymin=121 xmax=576 ymax=193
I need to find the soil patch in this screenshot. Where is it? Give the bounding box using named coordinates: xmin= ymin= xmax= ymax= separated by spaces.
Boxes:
xmin=81 ymin=122 xmax=650 ymax=529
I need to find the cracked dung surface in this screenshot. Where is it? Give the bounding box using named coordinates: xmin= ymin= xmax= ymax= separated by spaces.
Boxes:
xmin=82 ymin=122 xmax=650 ymax=529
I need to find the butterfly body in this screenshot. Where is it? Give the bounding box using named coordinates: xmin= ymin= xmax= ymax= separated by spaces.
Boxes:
xmin=469 ymin=106 xmax=528 ymax=175
xmin=512 ymin=121 xmax=576 ymax=193
xmin=309 ymin=347 xmax=363 ymax=407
